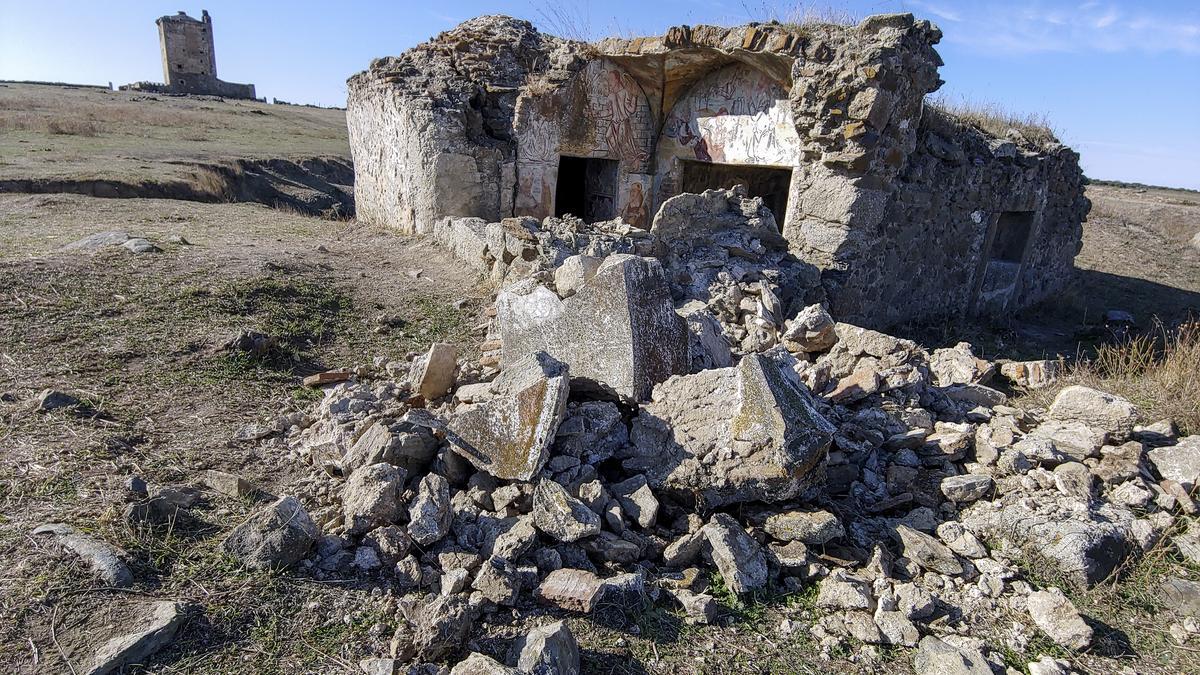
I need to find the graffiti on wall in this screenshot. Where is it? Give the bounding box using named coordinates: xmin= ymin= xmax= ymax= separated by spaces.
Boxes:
xmin=659 ymin=63 xmax=801 ymax=167
xmin=513 ymin=59 xmax=653 ymax=221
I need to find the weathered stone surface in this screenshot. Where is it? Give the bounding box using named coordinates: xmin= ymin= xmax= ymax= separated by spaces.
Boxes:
xmin=930 ymin=342 xmax=993 ymax=386
xmin=1148 ymin=436 xmax=1200 ymax=490
xmin=450 ymin=653 xmax=519 ymax=675
xmin=940 ymin=474 xmax=993 ymax=503
xmin=610 ymin=475 xmax=658 ymax=529
xmin=342 ymin=417 xmax=439 ymax=474
xmin=495 ymin=255 xmax=687 ymax=401
xmin=513 ymin=621 xmax=580 ymax=675
xmin=411 ymin=342 xmax=458 ymax=400
xmin=552 ymin=400 xmax=627 ymax=465
xmin=536 ymin=568 xmax=601 ymax=612
xmin=1048 ymin=386 xmax=1137 ymax=442
xmin=473 ymin=556 xmax=521 ymax=605
xmin=913 ymin=635 xmax=992 ymax=675
xmin=343 ymin=463 xmax=407 ymax=536
xmin=36 ymin=389 xmax=81 ymax=411
xmin=1027 ymin=587 xmax=1092 ymax=650
xmin=1161 ymin=577 xmax=1200 ymax=617
xmin=896 ymin=524 xmax=963 ymax=575
xmin=962 ymin=494 xmax=1134 ymax=587
xmin=816 ymin=570 xmax=873 ymax=610
xmin=999 ymin=359 xmax=1060 ymax=389
xmin=627 ymin=350 xmax=835 ymax=510
xmin=763 ymin=509 xmax=844 ymax=544
xmin=32 ymin=523 xmax=133 ymax=587
xmin=781 ymin=304 xmax=837 ymax=354
xmin=554 ymin=255 xmax=602 ymax=298
xmin=447 ymin=352 xmax=569 ymax=481
xmin=1026 ymin=420 xmax=1106 ymax=461
xmin=411 ymin=595 xmax=473 ymax=662
xmin=408 ymin=473 xmax=452 ymax=546
xmin=680 ymin=303 xmax=734 ymax=372
xmin=531 ymin=479 xmax=600 ymax=542
xmin=703 ymin=513 xmax=768 ymax=594
xmin=223 ymin=496 xmax=319 ymax=570
xmin=364 ymin=525 xmax=412 ymax=566
xmin=86 ymin=600 xmax=185 ymax=675
xmin=669 ymin=588 xmax=719 ymax=624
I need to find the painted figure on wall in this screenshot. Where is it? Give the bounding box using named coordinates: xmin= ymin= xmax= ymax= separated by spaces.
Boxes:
xmin=621 ymin=180 xmax=648 ymax=228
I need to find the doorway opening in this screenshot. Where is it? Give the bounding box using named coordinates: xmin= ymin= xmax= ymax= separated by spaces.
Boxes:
xmin=681 ymin=161 xmax=792 ymax=229
xmin=989 ymin=211 xmax=1035 ymax=263
xmin=555 ymin=156 xmax=618 ymax=223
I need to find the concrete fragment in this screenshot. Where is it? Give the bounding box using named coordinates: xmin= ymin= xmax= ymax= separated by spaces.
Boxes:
xmin=407 ymin=473 xmax=452 ymax=546
xmin=1148 ymin=436 xmax=1200 ymax=490
xmin=410 ymin=342 xmax=458 ymax=400
xmin=32 ymin=523 xmax=134 ymax=587
xmin=1048 ymin=385 xmax=1137 ymax=442
xmin=1027 ymin=587 xmax=1092 ymax=650
xmin=940 ymin=474 xmax=993 ymax=503
xmin=531 ymin=479 xmax=600 ymax=543
xmin=343 ymin=463 xmax=407 ymax=536
xmin=702 ymin=513 xmax=768 ymax=594
xmin=781 ymin=304 xmax=837 ymax=353
xmin=446 ymin=352 xmax=569 ymax=481
xmin=496 ymin=255 xmax=688 ymax=401
xmin=536 ymin=568 xmax=601 ymax=612
xmin=86 ymin=600 xmax=185 ymax=675
xmin=628 ymin=350 xmax=834 ymax=509
xmin=223 ymin=496 xmax=319 ymax=570
xmin=762 ymin=510 xmax=844 ymax=544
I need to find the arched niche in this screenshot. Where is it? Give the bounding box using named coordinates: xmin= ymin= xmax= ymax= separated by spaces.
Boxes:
xmin=654 ymin=63 xmax=802 ymax=226
xmin=513 ymin=59 xmax=656 ymax=227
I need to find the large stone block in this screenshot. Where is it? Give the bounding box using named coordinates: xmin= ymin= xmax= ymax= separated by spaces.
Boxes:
xmin=496 ymin=254 xmax=688 ymax=401
xmin=626 ymin=350 xmax=835 ymax=510
xmin=446 ymin=352 xmax=570 ymax=481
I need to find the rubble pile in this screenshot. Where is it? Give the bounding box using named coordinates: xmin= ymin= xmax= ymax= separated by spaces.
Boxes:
xmin=206 ymin=190 xmax=1197 ymax=671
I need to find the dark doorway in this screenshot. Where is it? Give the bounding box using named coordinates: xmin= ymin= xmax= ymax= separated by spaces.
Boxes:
xmin=989 ymin=211 xmax=1035 ymax=263
xmin=555 ymin=156 xmax=618 ymax=223
xmin=681 ymin=161 xmax=792 ymax=229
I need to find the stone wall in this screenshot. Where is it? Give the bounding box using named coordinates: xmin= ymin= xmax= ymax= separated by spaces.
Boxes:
xmin=347 ymin=13 xmax=1089 ymax=328
xmin=147 ymin=11 xmax=256 ymax=100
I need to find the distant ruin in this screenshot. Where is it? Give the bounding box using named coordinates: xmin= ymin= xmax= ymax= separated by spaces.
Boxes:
xmin=347 ymin=14 xmax=1089 ymax=329
xmin=121 ymin=10 xmax=256 ymax=100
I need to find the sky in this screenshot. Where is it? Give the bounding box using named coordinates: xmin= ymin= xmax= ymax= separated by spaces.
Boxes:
xmin=1 ymin=1 xmax=1198 ymax=189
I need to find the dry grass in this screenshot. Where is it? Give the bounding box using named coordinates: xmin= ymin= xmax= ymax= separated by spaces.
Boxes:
xmin=1019 ymin=320 xmax=1200 ymax=434
xmin=739 ymin=0 xmax=859 ymax=27
xmin=928 ymin=94 xmax=1060 ymax=148
xmin=0 ymin=111 xmax=100 ymax=136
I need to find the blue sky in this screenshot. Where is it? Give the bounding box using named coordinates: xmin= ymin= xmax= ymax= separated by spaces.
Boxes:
xmin=1 ymin=1 xmax=1197 ymax=189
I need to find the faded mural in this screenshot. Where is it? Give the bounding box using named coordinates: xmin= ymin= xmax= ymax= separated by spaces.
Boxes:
xmin=513 ymin=59 xmax=654 ymax=226
xmin=658 ymin=63 xmax=801 ymax=167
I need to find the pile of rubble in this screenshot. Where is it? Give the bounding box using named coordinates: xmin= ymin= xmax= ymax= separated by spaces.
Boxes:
xmin=203 ymin=191 xmax=1199 ymax=673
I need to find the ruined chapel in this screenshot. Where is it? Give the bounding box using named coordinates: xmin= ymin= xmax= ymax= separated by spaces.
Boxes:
xmin=347 ymin=14 xmax=1089 ymax=329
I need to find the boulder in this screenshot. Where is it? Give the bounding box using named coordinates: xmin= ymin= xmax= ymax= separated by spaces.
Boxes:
xmin=913 ymin=635 xmax=992 ymax=675
xmin=408 ymin=473 xmax=452 ymax=546
xmin=627 ymin=350 xmax=835 ymax=510
xmin=531 ymin=479 xmax=600 ymax=543
xmin=1147 ymin=436 xmax=1200 ymax=490
xmin=223 ymin=496 xmax=319 ymax=570
xmin=762 ymin=509 xmax=844 ymax=544
xmin=342 ymin=463 xmax=407 ymax=536
xmin=961 ymin=494 xmax=1134 ymax=587
xmin=1048 ymin=386 xmax=1137 ymax=442
xmin=702 ymin=513 xmax=768 ymax=594
xmin=446 ymin=352 xmax=569 ymax=481
xmin=495 ymin=255 xmax=688 ymax=401
xmin=511 ymin=621 xmax=580 ymax=675
xmin=781 ymin=304 xmax=837 ymax=354
xmin=1027 ymin=587 xmax=1092 ymax=650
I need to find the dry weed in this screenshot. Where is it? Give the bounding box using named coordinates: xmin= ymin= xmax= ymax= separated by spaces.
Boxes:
xmin=927 ymin=94 xmax=1059 ymax=148
xmin=1019 ymin=320 xmax=1200 ymax=433
xmin=740 ymin=0 xmax=858 ymax=28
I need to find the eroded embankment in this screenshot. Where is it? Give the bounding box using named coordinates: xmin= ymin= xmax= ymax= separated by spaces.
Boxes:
xmin=0 ymin=156 xmax=354 ymax=217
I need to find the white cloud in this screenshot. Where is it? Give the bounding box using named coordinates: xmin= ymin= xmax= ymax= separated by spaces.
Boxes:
xmin=930 ymin=1 xmax=1200 ymax=55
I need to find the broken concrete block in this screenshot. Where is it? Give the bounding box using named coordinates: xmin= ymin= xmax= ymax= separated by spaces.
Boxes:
xmin=411 ymin=342 xmax=458 ymax=400
xmin=446 ymin=352 xmax=569 ymax=481
xmin=223 ymin=496 xmax=319 ymax=570
xmin=342 ymin=463 xmax=407 ymax=536
xmin=703 ymin=513 xmax=768 ymax=594
xmin=627 ymin=350 xmax=834 ymax=509
xmin=496 ymin=254 xmax=688 ymax=401
xmin=407 ymin=473 xmax=452 ymax=546
xmin=536 ymin=568 xmax=602 ymax=612
xmin=531 ymin=479 xmax=600 ymax=543
xmin=87 ymin=600 xmax=185 ymax=675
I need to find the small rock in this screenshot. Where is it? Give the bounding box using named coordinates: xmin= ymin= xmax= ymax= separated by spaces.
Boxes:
xmin=896 ymin=524 xmax=963 ymax=575
xmin=223 ymin=496 xmax=319 ymax=570
xmin=512 ymin=620 xmax=580 ymax=675
xmin=913 ymin=635 xmax=992 ymax=675
xmin=763 ymin=509 xmax=845 ymax=544
xmin=407 ymin=473 xmax=452 ymax=546
xmin=410 ymin=342 xmax=458 ymax=400
xmin=343 ymin=463 xmax=407 ymax=536
xmin=702 ymin=513 xmax=767 ymax=594
xmin=1027 ymin=586 xmax=1092 ymax=650
xmin=939 ymin=474 xmax=993 ymax=503
xmin=32 ymin=523 xmax=134 ymax=587
xmin=1148 ymin=436 xmax=1200 ymax=491
xmin=122 ymin=238 xmax=161 ymax=253
xmin=1048 ymin=385 xmax=1137 ymax=442
xmin=816 ymin=570 xmax=873 ymax=610
xmin=536 ymin=568 xmax=602 ymax=613
xmin=36 ymin=389 xmax=80 ymax=411
xmin=87 ymin=600 xmax=185 ymax=674
xmin=531 ymin=479 xmax=600 ymax=543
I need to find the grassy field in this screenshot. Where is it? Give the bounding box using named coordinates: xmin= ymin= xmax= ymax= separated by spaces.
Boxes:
xmin=0 ymin=83 xmax=349 ymax=186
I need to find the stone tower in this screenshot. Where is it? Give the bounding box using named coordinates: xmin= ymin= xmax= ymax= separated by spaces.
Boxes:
xmin=148 ymin=9 xmax=255 ymax=99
